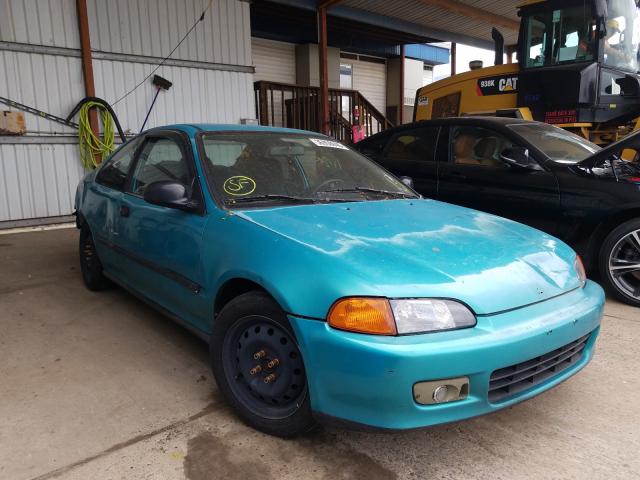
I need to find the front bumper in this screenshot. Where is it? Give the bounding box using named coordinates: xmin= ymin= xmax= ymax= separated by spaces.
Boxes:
xmin=289 ymin=280 xmax=604 ymax=430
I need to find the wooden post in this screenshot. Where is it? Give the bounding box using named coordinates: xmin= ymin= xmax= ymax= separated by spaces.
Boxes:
xmin=450 ymin=42 xmax=457 ymax=77
xmin=318 ymin=7 xmax=330 ymax=135
xmin=76 ymin=0 xmax=100 ymax=161
xmin=399 ymin=44 xmax=405 ymax=125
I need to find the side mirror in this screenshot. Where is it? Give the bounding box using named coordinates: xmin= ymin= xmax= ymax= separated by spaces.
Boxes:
xmin=500 ymin=147 xmax=539 ymax=170
xmin=399 ymin=176 xmax=414 ymax=188
xmin=143 ymin=180 xmax=198 ymax=212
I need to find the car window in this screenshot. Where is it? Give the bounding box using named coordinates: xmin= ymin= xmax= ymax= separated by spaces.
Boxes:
xmin=199 ymin=133 xmax=417 ymax=206
xmin=508 ymin=122 xmax=600 ymax=163
xmin=384 ymin=127 xmax=439 ymax=163
xmin=95 ymin=138 xmax=140 ymax=191
xmin=356 ymin=132 xmax=391 ymax=156
xmin=450 ymin=126 xmax=515 ymax=168
xmin=129 ymin=137 xmax=190 ymax=196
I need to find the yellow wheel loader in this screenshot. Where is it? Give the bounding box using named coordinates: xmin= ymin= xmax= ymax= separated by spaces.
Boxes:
xmin=414 ymin=0 xmax=640 ymax=146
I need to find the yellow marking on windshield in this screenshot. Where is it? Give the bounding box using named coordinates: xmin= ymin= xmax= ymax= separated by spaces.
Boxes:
xmin=223 ymin=176 xmax=256 ymax=196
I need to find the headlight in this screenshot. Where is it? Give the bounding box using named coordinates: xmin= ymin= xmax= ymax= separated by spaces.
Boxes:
xmin=327 ymin=297 xmax=476 ymax=335
xmin=390 ymin=299 xmax=476 ymax=334
xmin=575 ymin=255 xmax=587 ymax=288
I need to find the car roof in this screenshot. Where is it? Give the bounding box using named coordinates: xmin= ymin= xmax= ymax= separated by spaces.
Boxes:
xmin=364 ymin=116 xmax=543 ymax=138
xmin=143 ymin=123 xmax=325 ymax=136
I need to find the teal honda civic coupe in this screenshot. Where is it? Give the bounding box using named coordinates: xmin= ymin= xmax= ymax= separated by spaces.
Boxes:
xmin=75 ymin=124 xmax=605 ymax=437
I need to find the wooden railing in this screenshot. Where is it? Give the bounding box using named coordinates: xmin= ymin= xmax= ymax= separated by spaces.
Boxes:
xmin=254 ymin=80 xmax=393 ymax=143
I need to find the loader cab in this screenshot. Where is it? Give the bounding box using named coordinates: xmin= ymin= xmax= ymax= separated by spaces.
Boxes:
xmin=517 ymin=0 xmax=640 ymax=129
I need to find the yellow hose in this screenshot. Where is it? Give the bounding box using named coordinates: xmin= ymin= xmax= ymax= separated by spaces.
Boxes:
xmin=78 ymin=101 xmax=115 ymax=170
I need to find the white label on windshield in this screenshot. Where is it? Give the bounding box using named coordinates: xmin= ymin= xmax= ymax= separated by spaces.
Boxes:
xmin=309 ymin=138 xmax=349 ymax=150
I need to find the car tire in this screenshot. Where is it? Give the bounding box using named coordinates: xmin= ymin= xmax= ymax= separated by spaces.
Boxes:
xmin=599 ymin=218 xmax=640 ymax=307
xmin=79 ymin=225 xmax=111 ymax=291
xmin=210 ymin=290 xmax=317 ymax=437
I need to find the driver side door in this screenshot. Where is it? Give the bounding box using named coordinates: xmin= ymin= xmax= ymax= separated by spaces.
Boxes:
xmin=114 ymin=131 xmax=210 ymax=331
xmin=437 ymin=125 xmax=562 ymax=236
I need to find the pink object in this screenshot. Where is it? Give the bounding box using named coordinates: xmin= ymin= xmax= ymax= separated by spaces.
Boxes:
xmin=352 ymin=124 xmax=365 ymax=143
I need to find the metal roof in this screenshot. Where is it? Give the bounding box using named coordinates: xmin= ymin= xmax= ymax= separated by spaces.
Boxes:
xmin=267 ymin=0 xmax=522 ymax=49
xmin=339 ymin=0 xmax=521 ymax=48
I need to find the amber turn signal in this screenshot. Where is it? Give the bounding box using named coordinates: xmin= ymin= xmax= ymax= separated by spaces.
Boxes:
xmin=327 ymin=297 xmax=397 ymax=335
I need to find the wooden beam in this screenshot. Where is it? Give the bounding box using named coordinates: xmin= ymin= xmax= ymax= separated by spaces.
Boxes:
xmin=76 ymin=0 xmax=100 ymax=162
xmin=416 ymin=0 xmax=520 ymax=32
xmin=318 ymin=0 xmax=344 ymax=9
xmin=318 ymin=7 xmax=330 ymax=135
xmin=399 ymin=44 xmax=405 ymax=125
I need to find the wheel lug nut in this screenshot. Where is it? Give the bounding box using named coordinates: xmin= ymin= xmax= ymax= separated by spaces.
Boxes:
xmin=249 ymin=365 xmax=262 ymax=375
xmin=264 ymin=374 xmax=276 ymax=384
xmin=267 ymin=358 xmax=279 ymax=369
xmin=253 ymin=349 xmax=266 ymax=360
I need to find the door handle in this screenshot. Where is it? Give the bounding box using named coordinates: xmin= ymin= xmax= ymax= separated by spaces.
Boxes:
xmin=119 ymin=205 xmax=130 ymax=217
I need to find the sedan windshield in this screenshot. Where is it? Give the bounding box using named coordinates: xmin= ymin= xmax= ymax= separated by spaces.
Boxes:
xmin=199 ymin=132 xmax=417 ymax=206
xmin=509 ymin=122 xmax=600 ymax=164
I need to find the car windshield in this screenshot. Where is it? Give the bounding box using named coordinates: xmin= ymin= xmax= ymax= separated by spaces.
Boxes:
xmin=509 ymin=122 xmax=600 ymax=164
xmin=199 ymin=132 xmax=417 ymax=206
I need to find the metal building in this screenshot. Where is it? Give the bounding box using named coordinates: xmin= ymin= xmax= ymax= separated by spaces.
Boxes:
xmin=0 ymin=0 xmax=517 ymax=228
xmin=1 ymin=0 xmax=254 ymax=227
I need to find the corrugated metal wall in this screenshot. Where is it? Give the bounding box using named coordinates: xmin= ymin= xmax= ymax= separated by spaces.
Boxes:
xmin=0 ymin=143 xmax=85 ymax=222
xmin=252 ymin=37 xmax=296 ymax=84
xmin=351 ymin=58 xmax=387 ymax=114
xmin=0 ymin=0 xmax=254 ymax=226
xmin=93 ymin=60 xmax=254 ymax=133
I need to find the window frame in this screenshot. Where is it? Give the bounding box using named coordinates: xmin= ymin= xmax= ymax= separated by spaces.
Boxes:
xmin=448 ymin=125 xmax=523 ymax=169
xmin=95 ymin=137 xmax=143 ymax=191
xmin=125 ymin=129 xmax=206 ymax=215
xmin=381 ymin=126 xmax=441 ymax=164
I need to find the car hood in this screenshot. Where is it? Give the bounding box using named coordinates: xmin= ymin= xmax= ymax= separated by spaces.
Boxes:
xmin=234 ymin=199 xmax=580 ymax=315
xmin=577 ymin=129 xmax=640 ymax=169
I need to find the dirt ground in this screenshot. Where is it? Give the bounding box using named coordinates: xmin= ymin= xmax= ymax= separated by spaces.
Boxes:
xmin=1 ymin=227 xmax=638 ymax=480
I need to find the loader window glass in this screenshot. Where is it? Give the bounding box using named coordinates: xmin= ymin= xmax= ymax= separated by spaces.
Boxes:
xmin=522 ymin=5 xmax=596 ymax=68
xmin=604 ymin=0 xmax=640 ymax=72
xmin=525 ymin=13 xmax=548 ymax=67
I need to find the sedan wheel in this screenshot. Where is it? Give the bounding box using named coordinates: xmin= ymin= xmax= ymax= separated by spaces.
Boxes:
xmin=600 ymin=219 xmax=640 ymax=307
xmin=210 ymin=291 xmax=316 ymax=437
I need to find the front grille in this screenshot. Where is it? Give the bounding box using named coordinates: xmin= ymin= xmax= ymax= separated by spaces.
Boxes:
xmin=488 ymin=333 xmax=590 ymax=403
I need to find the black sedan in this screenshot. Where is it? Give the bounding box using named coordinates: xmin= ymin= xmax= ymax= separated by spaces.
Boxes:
xmin=355 ymin=117 xmax=640 ymax=307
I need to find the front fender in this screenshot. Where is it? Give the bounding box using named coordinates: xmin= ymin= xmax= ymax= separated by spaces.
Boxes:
xmin=201 ymin=213 xmax=382 ymax=319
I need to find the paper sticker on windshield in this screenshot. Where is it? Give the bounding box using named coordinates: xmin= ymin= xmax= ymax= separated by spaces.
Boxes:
xmin=309 ymin=138 xmax=349 ymax=150
xmin=223 ymin=176 xmax=256 ymax=196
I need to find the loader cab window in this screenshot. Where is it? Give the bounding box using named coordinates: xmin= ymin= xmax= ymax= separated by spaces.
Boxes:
xmin=603 ymin=0 xmax=640 ymax=72
xmin=522 ymin=5 xmax=597 ymax=68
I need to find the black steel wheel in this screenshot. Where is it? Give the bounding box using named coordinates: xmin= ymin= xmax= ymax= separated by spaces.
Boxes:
xmin=210 ymin=291 xmax=316 ymax=437
xmin=600 ymin=218 xmax=640 ymax=307
xmin=79 ymin=225 xmax=111 ymax=291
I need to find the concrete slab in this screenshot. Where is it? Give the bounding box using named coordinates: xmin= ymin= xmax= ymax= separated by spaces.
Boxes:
xmin=0 ymin=229 xmax=638 ymax=480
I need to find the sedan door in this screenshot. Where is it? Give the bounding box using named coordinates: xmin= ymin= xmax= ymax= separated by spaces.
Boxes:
xmin=368 ymin=126 xmax=441 ymax=199
xmin=437 ymin=125 xmax=562 ymax=236
xmin=83 ymin=137 xmax=142 ymax=276
xmin=115 ymin=131 xmax=210 ymax=330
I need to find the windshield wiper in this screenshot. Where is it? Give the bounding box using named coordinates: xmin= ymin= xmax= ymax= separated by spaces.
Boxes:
xmin=225 ymin=194 xmax=317 ymax=205
xmin=317 ymin=187 xmax=417 ymax=198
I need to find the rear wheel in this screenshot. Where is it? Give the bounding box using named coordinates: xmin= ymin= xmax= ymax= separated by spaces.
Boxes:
xmin=210 ymin=291 xmax=316 ymax=437
xmin=79 ymin=225 xmax=111 ymax=291
xmin=599 ymin=218 xmax=640 ymax=307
